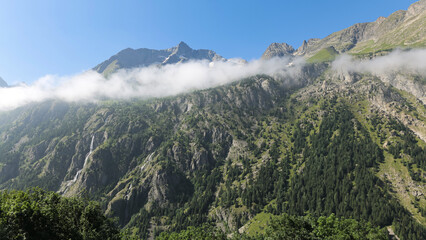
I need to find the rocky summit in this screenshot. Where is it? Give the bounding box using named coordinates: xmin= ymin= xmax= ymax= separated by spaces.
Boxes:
xmin=0 ymin=1 xmax=425 ymax=240
xmin=93 ymin=41 xmax=225 ymax=76
xmin=263 ymin=0 xmax=426 ymax=60
xmin=261 ymin=42 xmax=295 ymax=59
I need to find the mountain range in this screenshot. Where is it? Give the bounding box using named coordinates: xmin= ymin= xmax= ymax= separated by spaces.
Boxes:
xmin=94 ymin=41 xmax=225 ymax=76
xmin=263 ymin=0 xmax=426 ymax=60
xmin=0 ymin=1 xmax=425 ymax=239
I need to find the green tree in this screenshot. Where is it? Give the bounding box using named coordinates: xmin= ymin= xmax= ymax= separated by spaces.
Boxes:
xmin=0 ymin=188 xmax=119 ymax=240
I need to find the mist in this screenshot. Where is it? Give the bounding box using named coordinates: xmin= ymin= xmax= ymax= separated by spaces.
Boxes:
xmin=332 ymin=49 xmax=426 ymax=76
xmin=2 ymin=49 xmax=425 ymax=112
xmin=0 ymin=57 xmax=302 ymax=111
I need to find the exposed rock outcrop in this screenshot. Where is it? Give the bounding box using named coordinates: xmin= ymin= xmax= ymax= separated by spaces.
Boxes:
xmin=94 ymin=41 xmax=225 ymax=76
xmin=262 ymin=42 xmax=295 ymax=59
xmin=265 ymin=0 xmax=426 ymax=58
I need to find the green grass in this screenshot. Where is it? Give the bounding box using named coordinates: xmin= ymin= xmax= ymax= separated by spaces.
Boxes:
xmin=243 ymin=212 xmax=276 ymax=236
xmin=377 ymin=152 xmax=426 ymax=226
xmin=102 ymin=60 xmax=119 ymax=77
xmin=307 ymin=47 xmax=339 ymax=63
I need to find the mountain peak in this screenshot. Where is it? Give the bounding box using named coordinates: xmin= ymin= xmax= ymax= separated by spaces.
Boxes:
xmin=176 ymin=41 xmax=191 ymax=50
xmin=172 ymin=41 xmax=193 ymax=56
xmin=268 ymin=0 xmax=426 ymax=59
xmin=296 ymin=40 xmax=308 ymax=55
xmin=375 ymin=16 xmax=386 ymax=24
xmin=408 ymin=0 xmax=426 ymax=16
xmin=262 ymin=42 xmax=295 ymax=59
xmin=94 ymin=42 xmax=225 ymax=76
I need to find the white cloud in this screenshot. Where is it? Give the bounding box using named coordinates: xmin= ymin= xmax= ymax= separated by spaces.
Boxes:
xmin=332 ymin=49 xmax=426 ymax=76
xmin=2 ymin=48 xmax=423 ymax=112
xmin=0 ymin=57 xmax=302 ymax=111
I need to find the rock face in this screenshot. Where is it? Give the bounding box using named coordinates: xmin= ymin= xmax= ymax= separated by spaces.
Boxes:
xmin=93 ymin=41 xmax=225 ymax=76
xmin=263 ymin=0 xmax=426 ymax=59
xmin=261 ymin=42 xmax=295 ymax=59
xmin=0 ymin=2 xmax=424 ymax=239
xmin=0 ymin=77 xmax=7 ymax=87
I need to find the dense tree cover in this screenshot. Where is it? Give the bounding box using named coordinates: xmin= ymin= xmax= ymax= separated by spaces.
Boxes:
xmin=368 ymin=113 xmax=426 ymax=182
xmin=241 ymin=156 xmax=291 ymax=213
xmin=1 ymin=75 xmax=425 ymax=239
xmin=0 ymin=185 xmax=391 ymax=240
xmin=262 ymin=213 xmax=388 ymax=240
xmin=207 ymin=100 xmax=425 ymax=240
xmin=157 ymin=213 xmax=388 ymax=240
xmin=148 ymin=99 xmax=426 ymax=239
xmin=287 ymin=105 xmax=426 ymax=240
xmin=133 ymin=99 xmax=425 ymax=239
xmin=170 ymin=167 xmax=223 ymax=231
xmin=123 ymin=163 xmax=223 ymax=237
xmin=386 ymin=119 xmax=426 ymax=182
xmin=156 ymin=224 xmax=227 ymax=240
xmin=0 ymin=188 xmax=120 ymax=240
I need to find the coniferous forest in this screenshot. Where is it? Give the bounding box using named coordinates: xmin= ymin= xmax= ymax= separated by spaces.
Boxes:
xmin=1 ymin=1 xmax=426 ymax=239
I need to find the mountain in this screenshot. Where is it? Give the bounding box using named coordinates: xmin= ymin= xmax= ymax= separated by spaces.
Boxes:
xmin=261 ymin=43 xmax=295 ymax=59
xmin=0 ymin=1 xmax=425 ymax=240
xmin=263 ymin=0 xmax=426 ymax=60
xmin=0 ymin=66 xmax=424 ymax=239
xmin=0 ymin=76 xmax=7 ymax=87
xmin=94 ymin=41 xmax=225 ymax=76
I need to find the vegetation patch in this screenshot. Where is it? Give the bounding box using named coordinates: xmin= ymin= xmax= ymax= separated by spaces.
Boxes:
xmin=307 ymin=47 xmax=339 ymax=63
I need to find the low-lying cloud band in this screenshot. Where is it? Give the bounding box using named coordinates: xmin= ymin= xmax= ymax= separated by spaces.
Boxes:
xmin=0 ymin=49 xmax=425 ymax=111
xmin=0 ymin=57 xmax=298 ymax=111
xmin=332 ymin=49 xmax=426 ymax=76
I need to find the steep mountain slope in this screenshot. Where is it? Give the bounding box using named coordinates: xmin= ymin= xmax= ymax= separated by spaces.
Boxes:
xmin=262 ymin=43 xmax=295 ymax=59
xmin=0 ymin=61 xmax=425 ymax=239
xmin=0 ymin=2 xmax=425 ymax=240
xmin=263 ymin=0 xmax=426 ymax=59
xmin=94 ymin=41 xmax=225 ymax=76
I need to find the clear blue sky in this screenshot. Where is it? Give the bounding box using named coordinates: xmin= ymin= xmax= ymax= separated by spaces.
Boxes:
xmin=0 ymin=0 xmax=418 ymax=84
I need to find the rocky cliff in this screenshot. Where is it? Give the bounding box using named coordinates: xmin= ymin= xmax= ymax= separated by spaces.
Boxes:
xmin=263 ymin=0 xmax=426 ymax=59
xmin=0 ymin=1 xmax=425 ymax=239
xmin=0 ymin=59 xmax=425 ymax=238
xmin=94 ymin=41 xmax=225 ymax=76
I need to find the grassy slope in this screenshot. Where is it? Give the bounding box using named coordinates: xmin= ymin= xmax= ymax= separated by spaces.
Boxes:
xmin=307 ymin=47 xmax=339 ymax=63
xmin=350 ymin=11 xmax=426 ymax=55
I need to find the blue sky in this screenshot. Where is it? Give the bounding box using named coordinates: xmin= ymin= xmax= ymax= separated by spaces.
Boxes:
xmin=0 ymin=0 xmax=418 ymax=84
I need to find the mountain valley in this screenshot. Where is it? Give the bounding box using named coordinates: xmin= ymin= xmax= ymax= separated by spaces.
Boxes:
xmin=0 ymin=1 xmax=425 ymax=239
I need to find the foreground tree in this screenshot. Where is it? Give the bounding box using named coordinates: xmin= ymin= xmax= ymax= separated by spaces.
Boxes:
xmin=0 ymin=188 xmax=120 ymax=240
xmin=156 ymin=213 xmax=388 ymax=240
